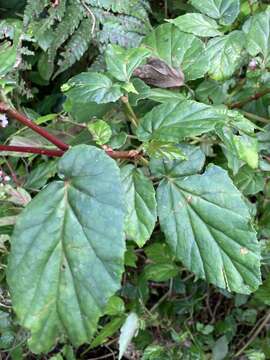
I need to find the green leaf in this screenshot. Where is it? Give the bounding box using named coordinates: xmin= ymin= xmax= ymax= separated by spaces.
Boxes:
xmin=233 ymin=166 xmax=265 ymax=196
xmin=156 ymin=164 xmax=261 ymax=294
xmin=136 ymin=100 xmax=227 ymax=143
xmin=143 ymin=141 xmax=186 ymax=160
xmin=254 ymin=274 xmax=270 ymax=305
xmin=90 ymin=317 xmax=125 ymax=349
xmin=150 ymin=144 xmax=206 ymax=179
xmin=168 ymin=13 xmax=222 ymax=37
xmin=24 ymin=161 xmax=57 ymax=190
xmin=144 ymin=263 xmax=179 ymax=282
xmin=217 ymin=126 xmax=259 ymax=171
xmin=7 ymin=145 xmax=125 ymax=353
xmin=213 ymin=336 xmax=229 ymax=360
xmin=121 ymin=165 xmax=157 ymax=247
xmin=130 ymin=79 xmax=186 ymax=106
xmin=190 ymin=0 xmax=240 ymax=25
xmin=62 ymin=72 xmax=123 ymax=104
xmin=142 ymin=23 xmax=209 ymax=81
xmin=119 ymin=313 xmax=140 ymax=360
xmin=243 ymin=8 xmax=270 ymax=66
xmin=195 ymin=80 xmax=229 ymax=105
xmin=205 ymin=31 xmax=245 ymax=81
xmin=88 ymin=120 xmax=112 ymax=145
xmin=105 ymin=45 xmax=151 ymax=82
xmin=105 ymin=296 xmax=125 ymax=316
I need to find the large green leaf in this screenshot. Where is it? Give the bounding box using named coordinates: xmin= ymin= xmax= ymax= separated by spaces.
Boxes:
xmin=142 ymin=23 xmax=208 ymax=81
xmin=205 ymin=31 xmax=245 ymax=81
xmin=190 ymin=0 xmax=240 ymax=25
xmin=105 ymin=45 xmax=151 ymax=82
xmin=168 ymin=13 xmax=222 ymax=37
xmin=62 ymin=72 xmax=123 ymax=104
xmin=7 ymin=145 xmax=125 ymax=353
xmin=243 ymin=8 xmax=270 ymax=66
xmin=156 ymin=164 xmax=261 ymax=294
xmin=136 ymin=100 xmax=227 ymax=142
xmin=121 ymin=165 xmax=157 ymax=247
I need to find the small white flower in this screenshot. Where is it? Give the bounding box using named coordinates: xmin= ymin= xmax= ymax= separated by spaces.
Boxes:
xmin=0 ymin=114 xmax=8 ymax=128
xmin=3 ymin=176 xmax=10 ymax=182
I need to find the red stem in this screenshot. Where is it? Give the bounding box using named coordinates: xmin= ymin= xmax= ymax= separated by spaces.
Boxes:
xmin=0 ymin=145 xmax=142 ymax=160
xmin=0 ymin=103 xmax=69 ymax=151
xmin=0 ymin=146 xmax=64 ymax=157
xmin=228 ymin=88 xmax=270 ymax=109
xmin=0 ymin=103 xmax=143 ymax=160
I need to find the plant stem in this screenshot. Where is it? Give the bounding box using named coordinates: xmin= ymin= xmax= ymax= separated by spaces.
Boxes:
xmin=234 ymin=310 xmax=270 ymax=358
xmin=0 ymin=145 xmax=145 ymax=161
xmin=228 ymin=88 xmax=270 ymax=109
xmin=0 ymin=102 xmax=69 ymax=151
xmin=0 ymin=146 xmax=65 ymax=157
xmin=121 ymin=96 xmax=139 ymax=127
xmin=0 ymin=103 xmax=145 ymax=160
xmin=240 ymin=110 xmax=270 ymax=124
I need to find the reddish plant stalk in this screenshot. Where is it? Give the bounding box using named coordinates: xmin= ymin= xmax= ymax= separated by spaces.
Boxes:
xmin=228 ymin=88 xmax=270 ymax=109
xmin=0 ymin=103 xmax=143 ymax=160
xmin=0 ymin=103 xmax=69 ymax=151
xmin=0 ymin=146 xmax=64 ymax=157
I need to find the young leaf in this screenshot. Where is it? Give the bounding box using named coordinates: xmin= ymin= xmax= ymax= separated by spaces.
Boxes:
xmin=121 ymin=165 xmax=157 ymax=247
xmin=136 ymin=100 xmax=227 ymax=143
xmin=143 ymin=141 xmax=186 ymax=160
xmin=62 ymin=72 xmax=123 ymax=104
xmin=88 ymin=120 xmax=112 ymax=145
xmin=156 ymin=164 xmax=261 ymax=294
xmin=150 ymin=144 xmax=205 ymax=180
xmin=205 ymin=31 xmax=245 ymax=81
xmin=144 ymin=263 xmax=179 ymax=282
xmin=142 ymin=23 xmax=209 ymax=81
xmin=234 ymin=166 xmax=265 ymax=196
xmin=190 ymin=0 xmax=240 ymax=25
xmin=130 ymin=78 xmax=186 ymax=105
xmin=118 ymin=313 xmax=140 ymax=360
xmin=7 ymin=145 xmax=125 ymax=353
xmin=168 ymin=13 xmax=222 ymax=37
xmin=105 ymin=45 xmax=151 ymax=82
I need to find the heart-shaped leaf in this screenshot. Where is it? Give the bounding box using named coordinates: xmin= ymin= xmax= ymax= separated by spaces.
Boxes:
xmin=7 ymin=145 xmax=125 ymax=353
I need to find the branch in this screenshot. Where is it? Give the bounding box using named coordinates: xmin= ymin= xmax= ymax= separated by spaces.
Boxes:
xmin=0 ymin=145 xmax=143 ymax=160
xmin=0 ymin=103 xmax=144 ymax=160
xmin=0 ymin=146 xmax=65 ymax=157
xmin=228 ymin=88 xmax=270 ymax=109
xmin=0 ymin=103 xmax=69 ymax=151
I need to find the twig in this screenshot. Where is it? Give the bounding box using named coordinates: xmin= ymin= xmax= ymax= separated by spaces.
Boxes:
xmin=0 ymin=102 xmax=69 ymax=151
xmin=91 ymin=352 xmax=117 ymax=360
xmin=81 ymin=0 xmax=96 ymax=35
xmin=234 ymin=310 xmax=270 ymax=358
xmin=150 ymin=279 xmax=173 ymax=313
xmin=228 ymin=88 xmax=270 ymax=109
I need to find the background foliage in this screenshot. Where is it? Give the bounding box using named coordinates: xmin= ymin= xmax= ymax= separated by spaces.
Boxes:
xmin=1 ymin=0 xmax=270 ymax=359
